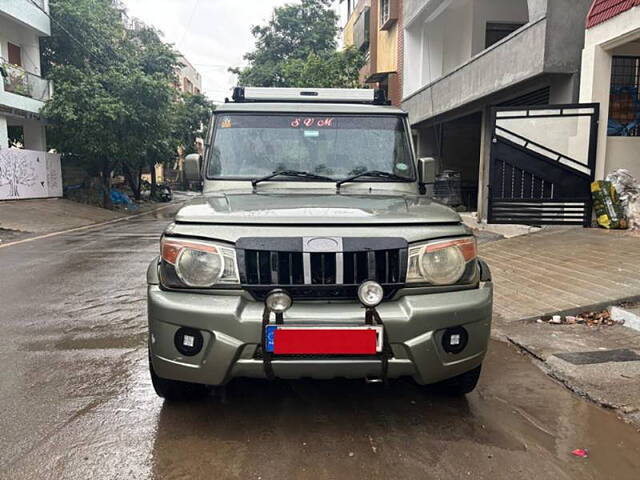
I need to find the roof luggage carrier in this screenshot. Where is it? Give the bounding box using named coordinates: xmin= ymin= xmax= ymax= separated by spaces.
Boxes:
xmin=229 ymin=87 xmax=389 ymax=105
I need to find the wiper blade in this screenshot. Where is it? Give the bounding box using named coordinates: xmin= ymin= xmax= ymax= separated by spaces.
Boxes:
xmin=336 ymin=170 xmax=408 ymax=191
xmin=251 ymin=170 xmax=334 ymax=190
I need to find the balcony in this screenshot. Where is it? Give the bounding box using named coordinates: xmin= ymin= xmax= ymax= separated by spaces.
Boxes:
xmin=0 ymin=0 xmax=51 ymax=36
xmin=1 ymin=63 xmax=51 ymax=115
xmin=2 ymin=64 xmax=51 ymax=102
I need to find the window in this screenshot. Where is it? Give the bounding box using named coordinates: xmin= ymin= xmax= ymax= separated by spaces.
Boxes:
xmin=354 ymin=7 xmax=370 ymax=51
xmin=379 ymin=0 xmax=397 ymax=30
xmin=7 ymin=125 xmax=24 ymax=148
xmin=485 ymin=23 xmax=525 ymax=49
xmin=7 ymin=43 xmax=22 ymax=67
xmin=380 ymin=0 xmax=390 ymax=25
xmin=207 ymin=114 xmax=415 ymax=181
xmin=609 ymin=56 xmax=640 ymax=137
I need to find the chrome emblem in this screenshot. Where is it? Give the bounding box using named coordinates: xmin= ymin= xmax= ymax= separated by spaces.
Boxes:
xmin=303 ymin=236 xmax=342 ymax=252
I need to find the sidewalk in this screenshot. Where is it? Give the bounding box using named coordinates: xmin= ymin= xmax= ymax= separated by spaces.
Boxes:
xmin=0 ymin=194 xmax=190 ymax=244
xmin=0 ymin=198 xmax=123 ymax=241
xmin=481 ymin=227 xmax=640 ymax=427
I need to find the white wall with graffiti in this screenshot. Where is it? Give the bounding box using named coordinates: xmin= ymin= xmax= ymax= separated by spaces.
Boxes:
xmin=0 ymin=148 xmax=62 ymax=200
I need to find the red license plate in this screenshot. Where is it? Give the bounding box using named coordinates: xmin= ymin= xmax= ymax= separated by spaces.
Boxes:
xmin=271 ymin=327 xmax=380 ymax=355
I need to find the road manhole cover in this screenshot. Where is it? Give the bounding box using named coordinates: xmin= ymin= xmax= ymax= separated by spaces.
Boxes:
xmin=554 ymin=349 xmax=640 ymax=365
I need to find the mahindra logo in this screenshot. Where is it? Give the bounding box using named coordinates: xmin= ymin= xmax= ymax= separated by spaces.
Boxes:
xmin=303 ymin=237 xmax=343 ymax=253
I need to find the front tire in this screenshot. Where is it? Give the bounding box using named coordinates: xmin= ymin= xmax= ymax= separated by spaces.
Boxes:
xmin=433 ymin=365 xmax=482 ymax=396
xmin=149 ymin=356 xmax=208 ymax=401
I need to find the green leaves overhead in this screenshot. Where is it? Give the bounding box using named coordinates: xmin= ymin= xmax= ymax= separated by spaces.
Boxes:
xmin=41 ymin=0 xmax=213 ymax=205
xmin=232 ymin=0 xmax=365 ymax=88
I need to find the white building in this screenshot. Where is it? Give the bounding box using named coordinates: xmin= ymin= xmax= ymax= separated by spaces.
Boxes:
xmin=0 ymin=0 xmax=52 ymax=151
xmin=402 ymin=0 xmax=596 ymax=224
xmin=579 ymin=0 xmax=640 ymax=181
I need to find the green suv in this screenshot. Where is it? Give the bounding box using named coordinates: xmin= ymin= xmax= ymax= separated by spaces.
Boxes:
xmin=147 ymin=87 xmax=492 ymax=400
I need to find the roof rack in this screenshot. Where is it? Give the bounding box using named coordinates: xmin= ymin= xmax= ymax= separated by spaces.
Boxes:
xmin=230 ymin=87 xmax=389 ymax=105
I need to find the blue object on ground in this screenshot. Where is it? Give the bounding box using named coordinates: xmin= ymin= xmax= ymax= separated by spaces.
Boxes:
xmin=110 ymin=189 xmax=138 ymax=210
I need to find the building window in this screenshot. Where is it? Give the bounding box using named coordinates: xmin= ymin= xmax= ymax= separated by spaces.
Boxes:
xmin=381 ymin=0 xmax=390 ymax=25
xmin=379 ymin=0 xmax=397 ymax=30
xmin=609 ymin=56 xmax=640 ymax=137
xmin=354 ymin=7 xmax=370 ymax=51
xmin=485 ymin=23 xmax=525 ymax=49
xmin=7 ymin=43 xmax=22 ymax=67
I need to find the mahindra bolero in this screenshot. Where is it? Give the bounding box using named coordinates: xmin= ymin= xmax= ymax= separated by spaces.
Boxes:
xmin=147 ymin=87 xmax=493 ymax=400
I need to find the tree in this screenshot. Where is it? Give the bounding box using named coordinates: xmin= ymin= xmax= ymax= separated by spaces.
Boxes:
xmin=280 ymin=46 xmax=365 ymax=88
xmin=173 ymin=92 xmax=214 ymax=156
xmin=230 ymin=0 xmax=364 ymax=88
xmin=42 ymin=0 xmax=185 ymax=205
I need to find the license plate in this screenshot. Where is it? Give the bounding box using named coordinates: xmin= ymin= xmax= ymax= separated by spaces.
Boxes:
xmin=265 ymin=325 xmax=383 ymax=355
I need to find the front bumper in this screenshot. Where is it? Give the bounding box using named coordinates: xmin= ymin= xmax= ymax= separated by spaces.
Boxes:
xmin=148 ymin=279 xmax=493 ymax=386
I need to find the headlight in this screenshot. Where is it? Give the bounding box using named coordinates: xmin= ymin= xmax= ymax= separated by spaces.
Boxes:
xmin=160 ymin=237 xmax=239 ymax=288
xmin=407 ymin=237 xmax=477 ymax=285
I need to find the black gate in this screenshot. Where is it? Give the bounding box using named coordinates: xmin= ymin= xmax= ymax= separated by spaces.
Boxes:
xmin=488 ymin=104 xmax=599 ymax=226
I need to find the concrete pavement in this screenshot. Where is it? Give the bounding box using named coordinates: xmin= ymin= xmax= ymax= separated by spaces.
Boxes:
xmin=481 ymin=227 xmax=640 ymax=426
xmin=0 ymin=198 xmax=123 ymax=243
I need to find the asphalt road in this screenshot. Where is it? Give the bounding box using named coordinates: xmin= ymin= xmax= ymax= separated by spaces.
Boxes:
xmin=1 ymin=204 xmax=640 ymax=480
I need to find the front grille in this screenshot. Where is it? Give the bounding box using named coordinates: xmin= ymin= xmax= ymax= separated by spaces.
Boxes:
xmin=236 ymin=237 xmax=407 ymax=300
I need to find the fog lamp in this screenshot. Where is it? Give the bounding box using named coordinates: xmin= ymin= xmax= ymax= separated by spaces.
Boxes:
xmin=265 ymin=289 xmax=292 ymax=313
xmin=174 ymin=327 xmax=204 ymax=356
xmin=358 ymin=281 xmax=384 ymax=308
xmin=442 ymin=327 xmax=468 ymax=354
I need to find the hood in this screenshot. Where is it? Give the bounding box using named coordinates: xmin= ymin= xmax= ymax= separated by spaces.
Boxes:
xmin=175 ymin=190 xmax=460 ymax=225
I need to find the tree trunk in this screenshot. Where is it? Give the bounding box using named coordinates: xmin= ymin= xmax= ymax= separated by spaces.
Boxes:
xmin=102 ymin=159 xmax=113 ymax=209
xmin=122 ymin=162 xmax=140 ymax=201
xmin=149 ymin=161 xmax=157 ymax=200
xmin=136 ymin=166 xmax=143 ymax=201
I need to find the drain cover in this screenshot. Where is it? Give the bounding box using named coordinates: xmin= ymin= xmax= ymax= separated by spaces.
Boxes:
xmin=554 ymin=349 xmax=640 ymax=365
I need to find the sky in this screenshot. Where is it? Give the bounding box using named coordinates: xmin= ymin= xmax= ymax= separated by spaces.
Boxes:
xmin=121 ymin=0 xmax=344 ymax=103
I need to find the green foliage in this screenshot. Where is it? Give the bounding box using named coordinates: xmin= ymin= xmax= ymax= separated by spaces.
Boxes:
xmin=280 ymin=46 xmax=366 ymax=88
xmin=41 ymin=0 xmax=213 ymax=204
xmin=231 ymin=0 xmax=363 ymax=88
xmin=173 ymin=92 xmax=214 ymax=156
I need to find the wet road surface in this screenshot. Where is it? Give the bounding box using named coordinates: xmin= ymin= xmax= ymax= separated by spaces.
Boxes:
xmin=1 ymin=204 xmax=640 ymax=480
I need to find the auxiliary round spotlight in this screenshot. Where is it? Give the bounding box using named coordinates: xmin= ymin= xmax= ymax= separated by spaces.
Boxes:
xmin=358 ymin=281 xmax=384 ymax=308
xmin=265 ymin=289 xmax=292 ymax=313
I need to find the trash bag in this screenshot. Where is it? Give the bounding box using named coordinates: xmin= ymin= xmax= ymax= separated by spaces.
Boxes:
xmin=605 ymin=169 xmax=640 ymax=230
xmin=110 ymin=189 xmax=138 ymax=210
xmin=591 ymin=181 xmax=628 ymax=229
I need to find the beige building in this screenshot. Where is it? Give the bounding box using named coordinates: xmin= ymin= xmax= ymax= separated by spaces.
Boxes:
xmin=342 ymin=0 xmax=404 ymax=106
xmin=176 ymin=55 xmax=202 ymax=95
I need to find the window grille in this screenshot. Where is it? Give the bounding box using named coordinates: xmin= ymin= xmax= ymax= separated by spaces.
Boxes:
xmin=609 ymin=56 xmax=640 ymax=137
xmin=380 ymin=0 xmax=390 ymax=25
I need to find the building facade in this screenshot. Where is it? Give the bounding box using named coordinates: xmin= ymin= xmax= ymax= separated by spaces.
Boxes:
xmin=401 ymin=0 xmax=594 ymax=220
xmin=0 ymin=0 xmax=62 ymax=201
xmin=342 ymin=0 xmax=404 ymax=105
xmin=176 ymin=55 xmax=202 ymax=95
xmin=579 ymin=0 xmax=640 ymax=181
xmin=0 ymin=0 xmax=52 ymax=151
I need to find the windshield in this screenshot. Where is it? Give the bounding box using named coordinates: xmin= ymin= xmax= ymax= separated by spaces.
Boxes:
xmin=206 ymin=114 xmax=415 ymax=181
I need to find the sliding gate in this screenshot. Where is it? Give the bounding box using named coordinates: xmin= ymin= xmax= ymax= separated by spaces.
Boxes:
xmin=488 ymin=104 xmax=599 ymax=226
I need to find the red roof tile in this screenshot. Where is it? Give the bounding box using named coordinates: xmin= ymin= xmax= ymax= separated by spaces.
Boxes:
xmin=586 ymin=0 xmax=640 ymax=28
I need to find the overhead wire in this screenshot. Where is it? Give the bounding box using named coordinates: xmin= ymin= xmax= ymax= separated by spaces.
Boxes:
xmin=27 ymin=0 xmax=127 ymax=69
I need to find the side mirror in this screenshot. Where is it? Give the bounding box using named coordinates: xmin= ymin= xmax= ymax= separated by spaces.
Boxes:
xmin=184 ymin=153 xmax=202 ymax=183
xmin=418 ymin=157 xmax=436 ymax=185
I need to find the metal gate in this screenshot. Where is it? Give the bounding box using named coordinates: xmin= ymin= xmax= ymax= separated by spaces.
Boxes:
xmin=488 ymin=104 xmax=599 ymax=226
